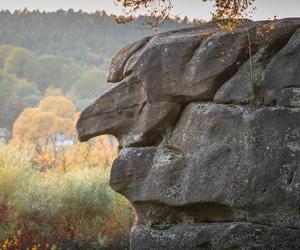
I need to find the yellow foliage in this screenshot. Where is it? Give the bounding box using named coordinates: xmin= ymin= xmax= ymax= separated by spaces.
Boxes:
xmin=11 ymin=95 xmax=118 ymax=170
xmin=54 ymin=117 xmax=75 ymax=137
xmin=12 ymin=96 xmax=76 ymax=148
xmin=11 ymin=108 xmax=39 ymax=146
xmin=39 ymin=95 xmax=75 ymax=118
xmin=32 ymin=111 xmax=57 ymax=141
xmin=73 ymin=135 xmax=118 ymax=168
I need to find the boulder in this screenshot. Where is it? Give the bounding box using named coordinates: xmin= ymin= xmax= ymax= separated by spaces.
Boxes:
xmin=77 ymin=18 xmax=300 ymax=249
xmin=111 ymin=104 xmax=300 ymax=229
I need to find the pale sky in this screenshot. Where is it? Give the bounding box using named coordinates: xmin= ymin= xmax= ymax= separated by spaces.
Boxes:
xmin=0 ymin=0 xmax=299 ymax=21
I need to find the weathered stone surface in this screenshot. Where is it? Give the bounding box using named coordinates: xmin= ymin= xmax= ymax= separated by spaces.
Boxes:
xmin=214 ymin=48 xmax=265 ymax=104
xmin=77 ymin=75 xmax=146 ymax=141
xmin=77 ymin=78 xmax=181 ymax=146
xmin=107 ymin=37 xmax=151 ymax=83
xmin=213 ymin=62 xmax=254 ymax=104
xmin=76 ymin=18 xmax=300 ymax=249
xmin=263 ymin=27 xmax=300 ymax=105
xmin=78 ymin=18 xmax=300 ymax=145
xmin=215 ymin=18 xmax=300 ymax=105
xmin=122 ymin=102 xmax=181 ymax=147
xmin=120 ymin=21 xmax=264 ymax=103
xmin=131 ymin=223 xmax=300 ymax=250
xmin=109 ymin=18 xmax=300 ymax=105
xmin=111 ymin=104 xmax=300 ymax=229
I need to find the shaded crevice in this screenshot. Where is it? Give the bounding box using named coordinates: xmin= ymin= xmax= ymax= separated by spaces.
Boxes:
xmin=260 ymin=27 xmax=299 ymax=67
xmin=287 ymin=169 xmax=296 ymax=185
xmin=133 ymin=201 xmax=300 ymax=231
xmin=196 ymin=242 xmax=213 ymax=249
xmin=120 ymin=99 xmax=300 ymax=148
xmin=123 ymin=101 xmax=185 ymax=148
xmin=208 ymin=63 xmax=243 ymax=100
xmin=123 ymin=69 xmax=133 ymax=78
xmin=133 ymin=201 xmax=234 ymax=225
xmin=266 ymin=98 xmax=277 ymax=106
xmin=185 ymin=39 xmax=205 ymax=64
xmin=145 ymin=101 xmax=188 ymax=147
xmin=282 ymin=85 xmax=300 ymax=89
xmin=131 ymin=98 xmax=300 ymax=148
xmin=137 ymin=101 xmax=147 ymax=115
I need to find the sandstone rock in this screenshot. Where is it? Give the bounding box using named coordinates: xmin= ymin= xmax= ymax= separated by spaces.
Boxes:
xmin=107 ymin=37 xmax=151 ymax=83
xmin=214 ymin=48 xmax=265 ymax=104
xmin=77 ymin=75 xmax=146 ymax=142
xmin=122 ymin=102 xmax=181 ymax=147
xmin=131 ymin=223 xmax=300 ymax=250
xmin=78 ymin=18 xmax=300 ymax=145
xmin=263 ymin=26 xmax=300 ymax=105
xmin=215 ymin=18 xmax=300 ymax=105
xmin=120 ymin=21 xmax=260 ymax=103
xmin=111 ymin=103 xmax=300 ymax=229
xmin=76 ymin=18 xmax=300 ymax=249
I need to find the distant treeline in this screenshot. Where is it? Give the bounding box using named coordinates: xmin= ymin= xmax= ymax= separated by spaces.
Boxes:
xmin=0 ymin=9 xmax=196 ymax=67
xmin=0 ymin=10 xmax=197 ymax=131
xmin=0 ymin=45 xmax=112 ymax=129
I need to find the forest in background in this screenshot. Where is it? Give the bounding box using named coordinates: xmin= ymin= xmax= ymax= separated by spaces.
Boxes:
xmin=0 ymin=10 xmax=193 ymax=249
xmin=0 ymin=9 xmax=193 ymax=67
xmin=0 ymin=9 xmax=192 ymax=133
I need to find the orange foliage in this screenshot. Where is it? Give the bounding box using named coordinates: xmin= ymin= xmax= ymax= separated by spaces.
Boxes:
xmin=11 ymin=95 xmax=118 ymax=170
xmin=39 ymin=95 xmax=76 ymax=118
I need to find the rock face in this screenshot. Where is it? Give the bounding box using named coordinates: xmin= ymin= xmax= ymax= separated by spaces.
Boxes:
xmin=77 ymin=18 xmax=300 ymax=249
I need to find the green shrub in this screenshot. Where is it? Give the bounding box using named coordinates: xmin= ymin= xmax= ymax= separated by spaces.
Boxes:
xmin=0 ymin=143 xmax=134 ymax=249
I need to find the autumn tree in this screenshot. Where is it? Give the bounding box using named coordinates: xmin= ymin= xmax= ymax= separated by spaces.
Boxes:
xmin=11 ymin=96 xmax=77 ymax=168
xmin=11 ymin=96 xmax=117 ymax=169
xmin=116 ymin=0 xmax=255 ymax=25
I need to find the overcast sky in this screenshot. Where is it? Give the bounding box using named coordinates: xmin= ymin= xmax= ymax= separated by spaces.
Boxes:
xmin=1 ymin=0 xmax=299 ymax=20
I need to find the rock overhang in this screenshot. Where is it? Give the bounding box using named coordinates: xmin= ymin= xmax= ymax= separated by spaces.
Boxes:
xmin=77 ymin=18 xmax=300 ymax=147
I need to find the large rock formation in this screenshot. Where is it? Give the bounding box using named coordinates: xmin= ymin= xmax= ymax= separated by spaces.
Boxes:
xmin=77 ymin=18 xmax=300 ymax=249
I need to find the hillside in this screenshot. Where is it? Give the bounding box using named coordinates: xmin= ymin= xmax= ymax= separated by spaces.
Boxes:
xmin=0 ymin=10 xmax=192 ymax=67
xmin=0 ymin=10 xmax=192 ymax=131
